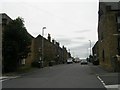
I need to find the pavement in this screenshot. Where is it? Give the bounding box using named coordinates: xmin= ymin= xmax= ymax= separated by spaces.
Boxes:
xmin=0 ymin=67 xmax=40 ymax=82
xmin=0 ymin=76 xmax=20 ymax=82
xmin=0 ymin=66 xmax=55 ymax=82
xmin=89 ymin=63 xmax=120 ymax=90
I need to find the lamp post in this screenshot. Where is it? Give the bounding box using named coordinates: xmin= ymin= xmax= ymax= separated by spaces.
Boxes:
xmin=88 ymin=40 xmax=92 ymax=62
xmin=41 ymin=27 xmax=46 ymax=68
xmin=89 ymin=40 xmax=91 ymax=56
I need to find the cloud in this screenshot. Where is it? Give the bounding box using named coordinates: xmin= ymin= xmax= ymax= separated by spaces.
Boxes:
xmin=56 ymin=37 xmax=87 ymax=47
xmin=70 ymin=46 xmax=89 ymax=58
xmin=56 ymin=38 xmax=73 ymax=46
xmin=74 ymin=37 xmax=86 ymax=40
xmin=74 ymin=29 xmax=91 ymax=33
xmin=69 ymin=41 xmax=96 ymax=58
xmin=70 ymin=43 xmax=89 ymax=50
xmin=69 ymin=43 xmax=90 ymax=58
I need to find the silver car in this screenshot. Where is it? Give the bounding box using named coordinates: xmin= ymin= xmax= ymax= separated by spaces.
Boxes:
xmin=81 ymin=60 xmax=88 ymax=65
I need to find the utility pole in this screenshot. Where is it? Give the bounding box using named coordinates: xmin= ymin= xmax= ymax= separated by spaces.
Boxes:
xmin=41 ymin=27 xmax=46 ymax=67
xmin=89 ymin=40 xmax=92 ymax=62
xmin=89 ymin=40 xmax=91 ymax=56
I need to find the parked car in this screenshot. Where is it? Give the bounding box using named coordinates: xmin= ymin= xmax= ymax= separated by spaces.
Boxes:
xmin=67 ymin=58 xmax=73 ymax=64
xmin=92 ymin=57 xmax=99 ymax=65
xmin=93 ymin=60 xmax=99 ymax=65
xmin=81 ymin=60 xmax=88 ymax=65
xmin=74 ymin=57 xmax=80 ymax=63
xmin=32 ymin=60 xmax=42 ymax=68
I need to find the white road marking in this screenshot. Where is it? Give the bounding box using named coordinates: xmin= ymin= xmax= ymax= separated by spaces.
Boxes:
xmin=97 ymin=76 xmax=106 ymax=86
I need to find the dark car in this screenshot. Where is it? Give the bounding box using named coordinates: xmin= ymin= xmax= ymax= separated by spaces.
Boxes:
xmin=32 ymin=60 xmax=42 ymax=68
xmin=81 ymin=60 xmax=88 ymax=65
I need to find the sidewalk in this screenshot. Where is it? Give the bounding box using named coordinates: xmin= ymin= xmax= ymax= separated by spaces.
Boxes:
xmin=89 ymin=63 xmax=120 ymax=89
xmin=89 ymin=63 xmax=110 ymax=74
xmin=0 ymin=67 xmax=40 ymax=82
xmin=0 ymin=76 xmax=20 ymax=82
xmin=0 ymin=66 xmax=54 ymax=82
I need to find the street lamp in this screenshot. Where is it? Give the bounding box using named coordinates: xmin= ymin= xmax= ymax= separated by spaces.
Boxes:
xmin=89 ymin=40 xmax=91 ymax=56
xmin=41 ymin=27 xmax=46 ymax=67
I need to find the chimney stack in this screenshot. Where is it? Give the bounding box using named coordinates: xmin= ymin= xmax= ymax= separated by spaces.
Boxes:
xmin=52 ymin=39 xmax=55 ymax=44
xmin=48 ymin=33 xmax=51 ymax=42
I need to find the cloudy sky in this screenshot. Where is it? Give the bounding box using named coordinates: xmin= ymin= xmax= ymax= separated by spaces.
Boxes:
xmin=1 ymin=0 xmax=99 ymax=59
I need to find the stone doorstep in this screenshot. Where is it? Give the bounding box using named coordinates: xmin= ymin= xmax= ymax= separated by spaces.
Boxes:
xmin=0 ymin=76 xmax=9 ymax=80
xmin=105 ymin=84 xmax=120 ymax=88
xmin=0 ymin=76 xmax=20 ymax=81
xmin=99 ymin=73 xmax=120 ymax=76
xmin=1 ymin=73 xmax=20 ymax=79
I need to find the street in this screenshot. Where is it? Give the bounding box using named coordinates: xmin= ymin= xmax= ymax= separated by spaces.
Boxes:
xmin=1 ymin=1 xmax=120 ymax=90
xmin=2 ymin=63 xmax=105 ymax=88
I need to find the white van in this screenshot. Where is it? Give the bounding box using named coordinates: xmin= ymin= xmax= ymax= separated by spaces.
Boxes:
xmin=67 ymin=58 xmax=73 ymax=64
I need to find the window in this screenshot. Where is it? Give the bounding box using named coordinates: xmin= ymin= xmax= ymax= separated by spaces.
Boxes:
xmin=117 ymin=16 xmax=120 ymax=32
xmin=117 ymin=16 xmax=120 ymax=23
xmin=106 ymin=6 xmax=111 ymax=11
xmin=102 ymin=50 xmax=105 ymax=61
xmin=21 ymin=59 xmax=26 ymax=65
xmin=101 ymin=32 xmax=104 ymax=41
xmin=2 ymin=18 xmax=7 ymax=25
xmin=118 ymin=38 xmax=120 ymax=55
xmin=118 ymin=23 xmax=120 ymax=32
xmin=98 ymin=9 xmax=103 ymax=21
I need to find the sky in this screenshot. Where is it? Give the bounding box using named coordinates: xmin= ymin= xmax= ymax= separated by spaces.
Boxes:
xmin=1 ymin=0 xmax=99 ymax=59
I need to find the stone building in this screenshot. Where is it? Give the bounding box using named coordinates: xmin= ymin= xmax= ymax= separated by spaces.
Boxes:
xmin=62 ymin=46 xmax=68 ymax=63
xmin=92 ymin=41 xmax=99 ymax=65
xmin=22 ymin=33 xmax=34 ymax=68
xmin=98 ymin=2 xmax=120 ymax=71
xmin=32 ymin=34 xmax=70 ymax=67
xmin=0 ymin=13 xmax=12 ymax=31
xmin=0 ymin=13 xmax=12 ymax=72
xmin=1 ymin=13 xmax=35 ymax=71
xmin=1 ymin=13 xmax=71 ymax=71
xmin=0 ymin=14 xmax=1 ymax=75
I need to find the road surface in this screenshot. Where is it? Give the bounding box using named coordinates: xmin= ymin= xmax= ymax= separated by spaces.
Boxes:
xmin=2 ymin=63 xmax=105 ymax=88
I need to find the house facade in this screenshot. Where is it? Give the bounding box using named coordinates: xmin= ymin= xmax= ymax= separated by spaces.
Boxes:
xmin=92 ymin=41 xmax=99 ymax=65
xmin=0 ymin=13 xmax=13 ymax=72
xmin=1 ymin=13 xmax=71 ymax=72
xmin=97 ymin=2 xmax=120 ymax=71
xmin=1 ymin=13 xmax=37 ymax=71
xmin=32 ymin=34 xmax=70 ymax=67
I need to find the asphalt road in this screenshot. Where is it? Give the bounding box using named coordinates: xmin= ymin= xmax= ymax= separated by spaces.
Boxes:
xmin=2 ymin=63 xmax=105 ymax=88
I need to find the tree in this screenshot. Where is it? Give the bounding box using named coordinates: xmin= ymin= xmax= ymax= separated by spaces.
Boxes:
xmin=2 ymin=17 xmax=31 ymax=72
